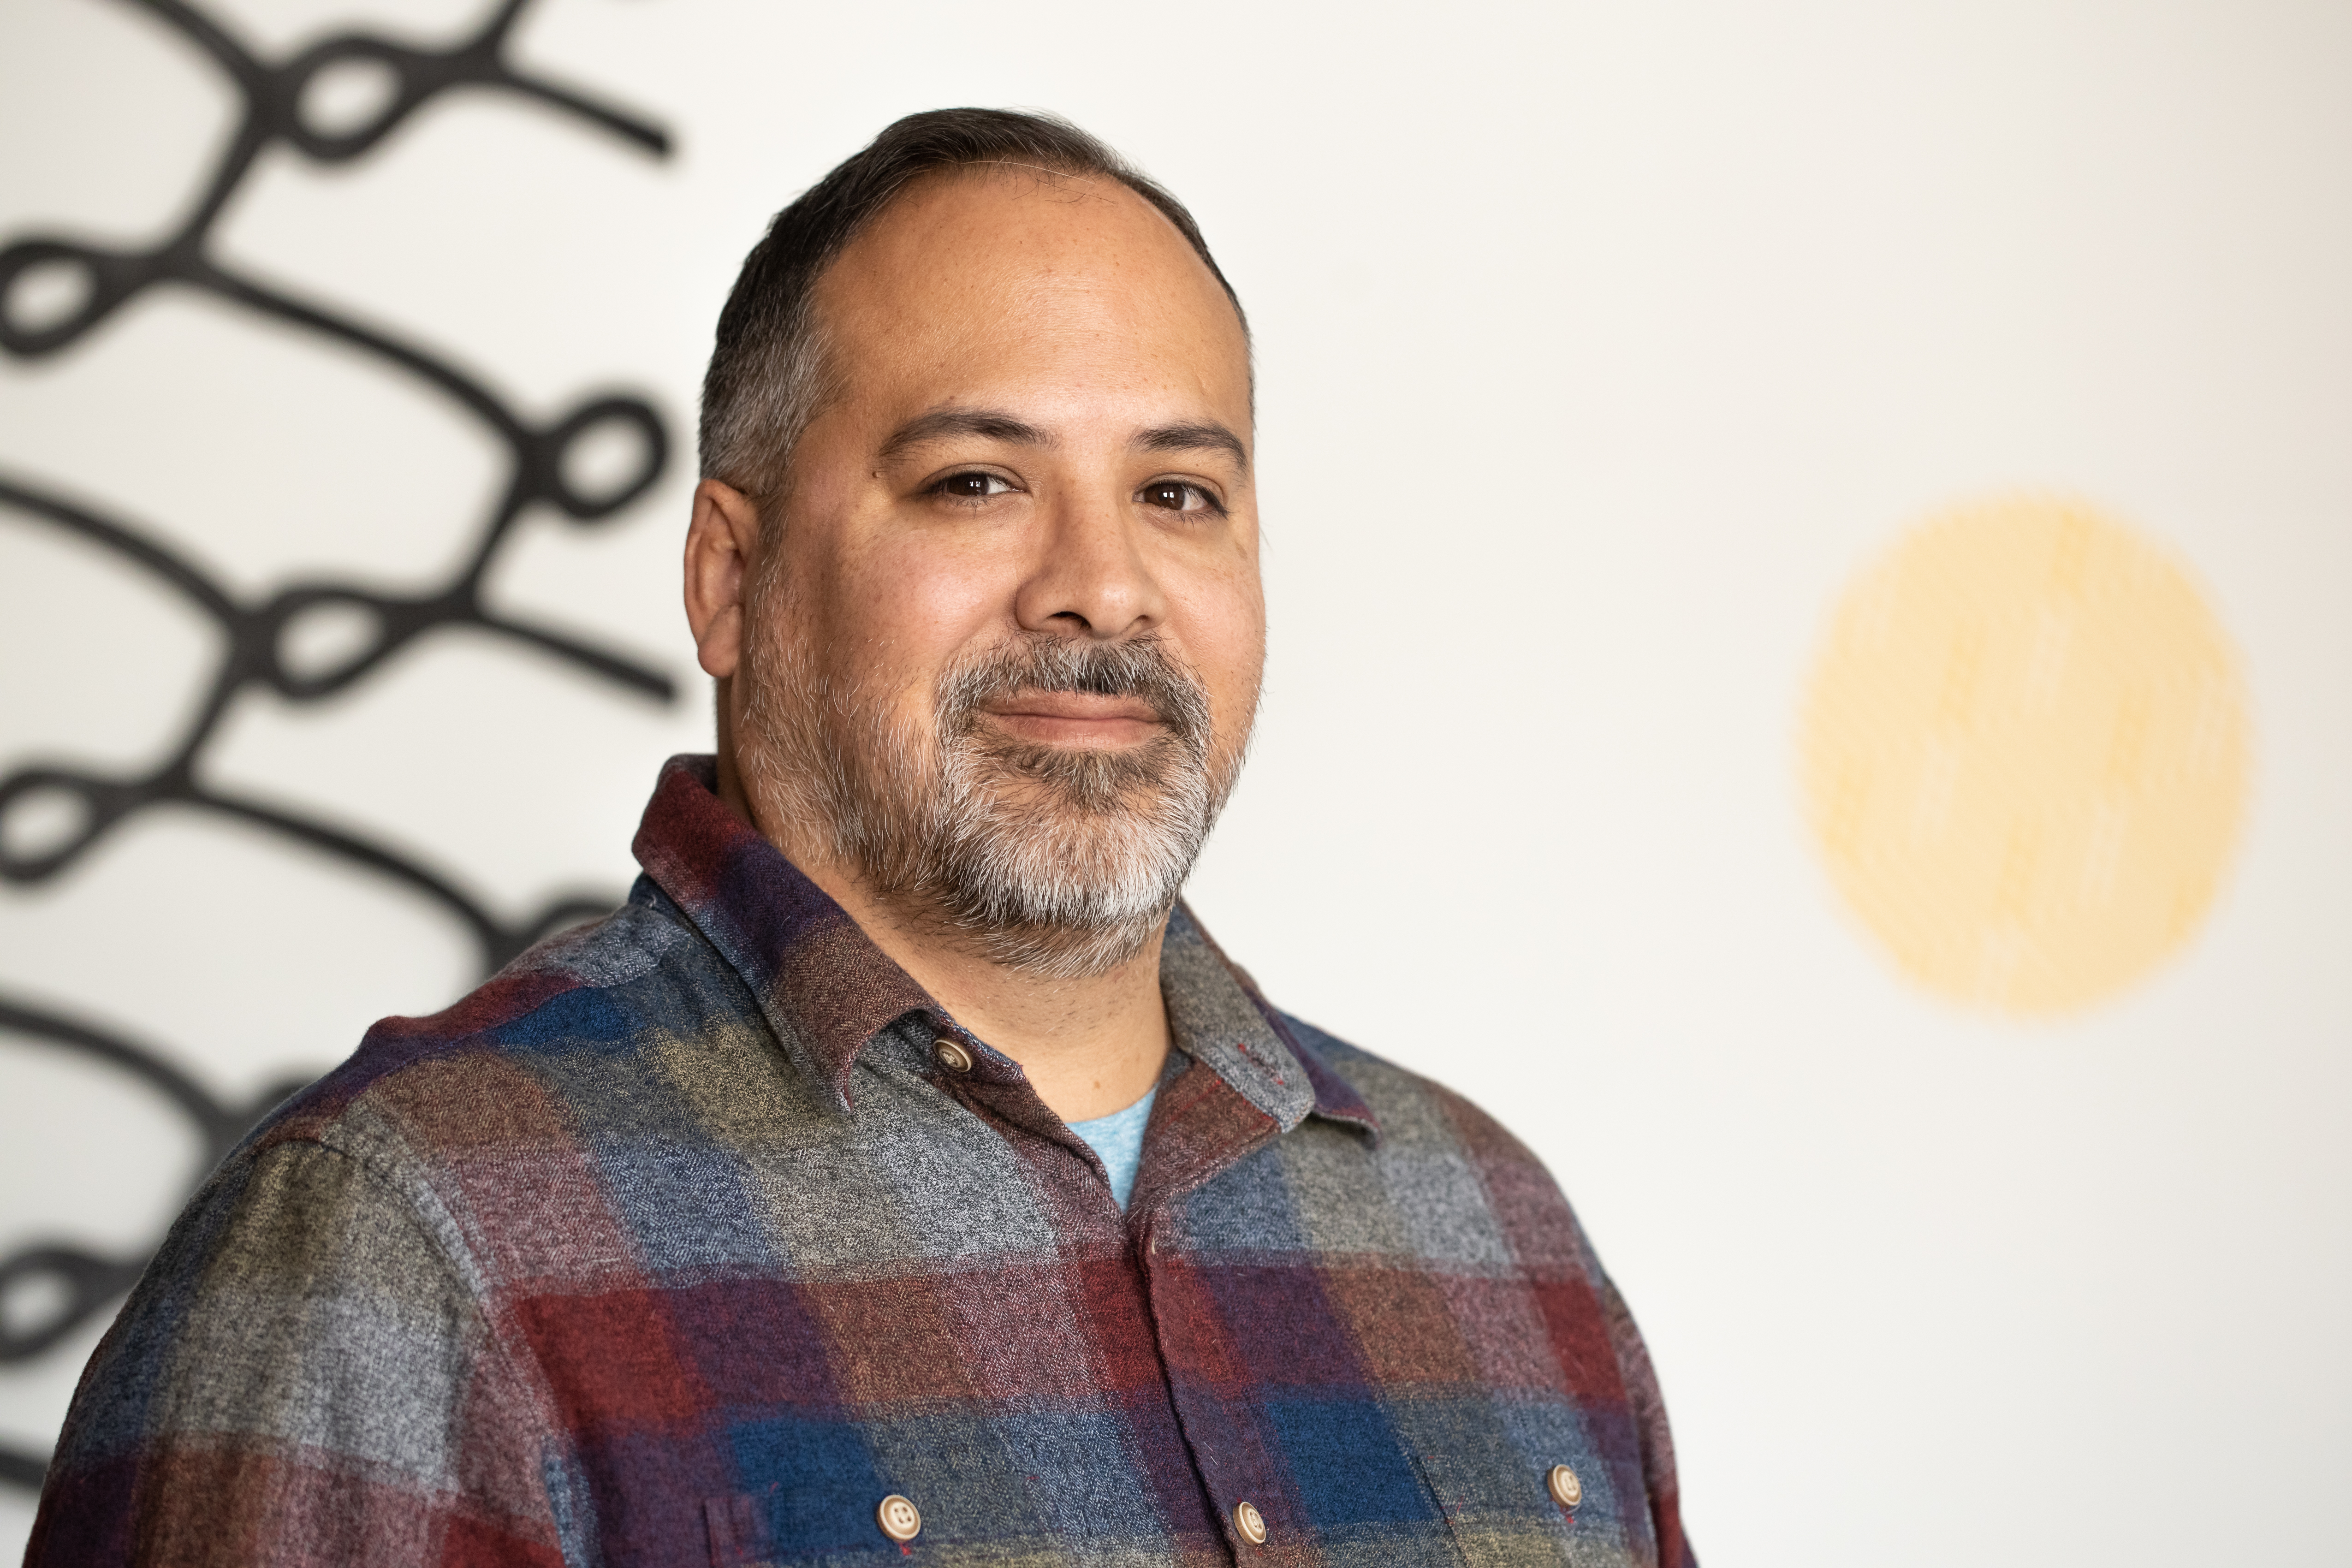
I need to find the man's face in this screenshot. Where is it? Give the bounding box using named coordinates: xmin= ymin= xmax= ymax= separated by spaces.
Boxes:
xmin=722 ymin=168 xmax=1263 ymax=975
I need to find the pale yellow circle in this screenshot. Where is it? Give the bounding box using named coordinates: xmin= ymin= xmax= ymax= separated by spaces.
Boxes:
xmin=1800 ymin=496 xmax=2251 ymax=1016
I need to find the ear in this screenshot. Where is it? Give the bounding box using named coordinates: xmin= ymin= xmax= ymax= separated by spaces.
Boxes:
xmin=684 ymin=478 xmax=764 ymax=678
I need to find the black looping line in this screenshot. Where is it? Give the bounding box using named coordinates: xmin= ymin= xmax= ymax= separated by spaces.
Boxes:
xmin=0 ymin=0 xmax=676 ymax=1491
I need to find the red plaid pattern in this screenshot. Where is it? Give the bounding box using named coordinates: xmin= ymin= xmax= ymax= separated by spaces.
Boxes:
xmin=29 ymin=756 xmax=1692 ymax=1567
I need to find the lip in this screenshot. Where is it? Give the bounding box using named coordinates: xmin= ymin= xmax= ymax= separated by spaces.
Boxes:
xmin=978 ymin=689 xmax=1164 ymax=745
xmin=980 ymin=690 xmax=1161 ymax=724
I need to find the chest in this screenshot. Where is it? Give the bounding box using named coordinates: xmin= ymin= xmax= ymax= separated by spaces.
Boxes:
xmin=513 ymin=1153 xmax=1657 ymax=1568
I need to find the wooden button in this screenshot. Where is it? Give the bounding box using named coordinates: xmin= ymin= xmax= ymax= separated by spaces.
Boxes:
xmin=877 ymin=1493 xmax=922 ymax=1542
xmin=1233 ymin=1499 xmax=1267 ymax=1545
xmin=1546 ymin=1463 xmax=1583 ymax=1509
xmin=932 ymin=1037 xmax=974 ymax=1074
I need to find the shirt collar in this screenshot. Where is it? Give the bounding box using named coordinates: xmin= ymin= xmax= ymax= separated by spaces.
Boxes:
xmin=630 ymin=755 xmax=932 ymax=1112
xmin=631 ymin=754 xmax=1377 ymax=1140
xmin=1159 ymin=903 xmax=1378 ymax=1139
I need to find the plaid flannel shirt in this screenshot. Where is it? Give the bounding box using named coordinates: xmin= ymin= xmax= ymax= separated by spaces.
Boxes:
xmin=30 ymin=756 xmax=1693 ymax=1568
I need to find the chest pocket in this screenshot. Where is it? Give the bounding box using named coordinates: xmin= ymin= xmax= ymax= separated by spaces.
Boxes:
xmin=703 ymin=1487 xmax=904 ymax=1567
xmin=1408 ymin=1436 xmax=1652 ymax=1568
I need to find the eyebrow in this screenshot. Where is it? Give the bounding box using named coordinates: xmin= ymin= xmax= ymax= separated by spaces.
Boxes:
xmin=1135 ymin=422 xmax=1250 ymax=473
xmin=877 ymin=408 xmax=1050 ymax=461
xmin=877 ymin=408 xmax=1250 ymax=473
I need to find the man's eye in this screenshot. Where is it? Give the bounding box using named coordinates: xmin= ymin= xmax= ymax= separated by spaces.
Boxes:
xmin=1140 ymin=480 xmax=1219 ymax=515
xmin=935 ymin=471 xmax=1012 ymax=500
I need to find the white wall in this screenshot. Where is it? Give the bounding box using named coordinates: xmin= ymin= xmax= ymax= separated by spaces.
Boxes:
xmin=3 ymin=0 xmax=2348 ymax=1562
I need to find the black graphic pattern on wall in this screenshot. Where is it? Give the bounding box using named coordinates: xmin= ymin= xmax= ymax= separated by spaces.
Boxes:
xmin=0 ymin=0 xmax=675 ymax=1493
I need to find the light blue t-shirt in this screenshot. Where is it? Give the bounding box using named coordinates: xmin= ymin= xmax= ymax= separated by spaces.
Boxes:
xmin=1067 ymin=1085 xmax=1157 ymax=1211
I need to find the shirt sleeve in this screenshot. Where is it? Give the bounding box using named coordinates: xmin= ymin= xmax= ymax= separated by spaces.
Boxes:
xmin=26 ymin=1137 xmax=573 ymax=1567
xmin=1598 ymin=1271 xmax=1697 ymax=1568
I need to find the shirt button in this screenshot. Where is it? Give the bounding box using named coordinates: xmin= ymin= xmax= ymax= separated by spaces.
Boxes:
xmin=1233 ymin=1499 xmax=1267 ymax=1545
xmin=877 ymin=1493 xmax=922 ymax=1542
xmin=1546 ymin=1463 xmax=1583 ymax=1509
xmin=932 ymin=1037 xmax=974 ymax=1074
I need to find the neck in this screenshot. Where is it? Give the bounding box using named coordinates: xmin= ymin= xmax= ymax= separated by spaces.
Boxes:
xmin=716 ymin=738 xmax=1170 ymax=1123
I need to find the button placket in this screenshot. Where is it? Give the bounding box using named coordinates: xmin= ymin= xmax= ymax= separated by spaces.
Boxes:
xmin=1124 ymin=1070 xmax=1299 ymax=1563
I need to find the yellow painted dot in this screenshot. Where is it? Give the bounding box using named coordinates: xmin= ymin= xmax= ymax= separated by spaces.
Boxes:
xmin=1800 ymin=495 xmax=2251 ymax=1016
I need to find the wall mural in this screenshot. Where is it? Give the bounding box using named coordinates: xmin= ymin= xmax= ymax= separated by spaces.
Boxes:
xmin=1800 ymin=495 xmax=2251 ymax=1016
xmin=0 ymin=0 xmax=676 ymax=1493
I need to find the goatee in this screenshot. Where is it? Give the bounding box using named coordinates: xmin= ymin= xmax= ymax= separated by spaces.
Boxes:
xmin=739 ymin=626 xmax=1246 ymax=980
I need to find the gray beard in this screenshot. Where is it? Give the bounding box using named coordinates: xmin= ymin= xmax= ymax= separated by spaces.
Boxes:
xmin=737 ymin=624 xmax=1244 ymax=980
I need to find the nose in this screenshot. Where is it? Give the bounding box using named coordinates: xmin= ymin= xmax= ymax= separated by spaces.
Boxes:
xmin=1013 ymin=486 xmax=1167 ymax=640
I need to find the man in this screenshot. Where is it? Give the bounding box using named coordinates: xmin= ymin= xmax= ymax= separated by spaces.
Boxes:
xmin=31 ymin=110 xmax=1692 ymax=1567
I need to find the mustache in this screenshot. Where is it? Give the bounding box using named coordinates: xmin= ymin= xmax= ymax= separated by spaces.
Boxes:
xmin=936 ymin=635 xmax=1212 ymax=747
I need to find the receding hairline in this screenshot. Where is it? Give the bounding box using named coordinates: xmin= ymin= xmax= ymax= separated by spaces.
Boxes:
xmin=759 ymin=166 xmax=1250 ymax=498
xmin=698 ymin=108 xmax=1251 ymax=500
xmin=807 ymin=160 xmax=1250 ymax=336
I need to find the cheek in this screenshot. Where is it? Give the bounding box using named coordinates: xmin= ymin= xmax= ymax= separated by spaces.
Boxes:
xmin=828 ymin=532 xmax=1019 ymax=704
xmin=1173 ymin=566 xmax=1267 ymax=731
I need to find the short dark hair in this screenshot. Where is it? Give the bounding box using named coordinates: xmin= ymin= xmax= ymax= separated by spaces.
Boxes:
xmin=698 ymin=107 xmax=1247 ymax=499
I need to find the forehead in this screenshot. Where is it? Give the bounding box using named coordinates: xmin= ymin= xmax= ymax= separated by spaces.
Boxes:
xmin=810 ymin=168 xmax=1250 ymax=405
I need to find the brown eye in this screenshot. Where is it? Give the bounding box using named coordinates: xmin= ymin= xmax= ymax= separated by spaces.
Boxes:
xmin=1140 ymin=480 xmax=1216 ymax=514
xmin=937 ymin=471 xmax=1012 ymax=500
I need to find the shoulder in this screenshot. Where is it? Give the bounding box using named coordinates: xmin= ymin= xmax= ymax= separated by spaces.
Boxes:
xmin=1275 ymin=1008 xmax=1601 ymax=1271
xmin=1278 ymin=1009 xmax=1536 ymax=1157
xmin=246 ymin=884 xmax=724 ymax=1181
xmin=57 ymin=890 xmax=732 ymax=1438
